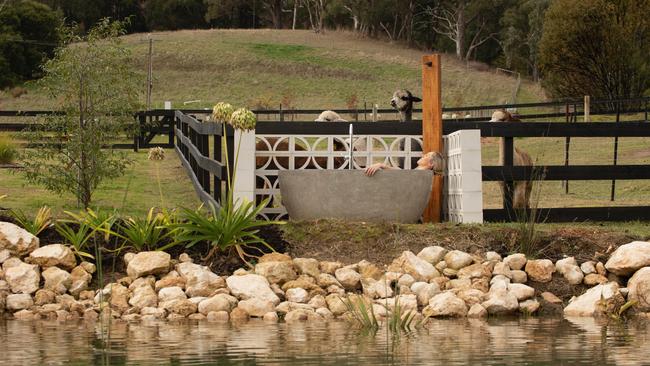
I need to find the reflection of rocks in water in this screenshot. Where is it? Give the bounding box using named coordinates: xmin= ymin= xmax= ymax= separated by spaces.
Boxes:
xmin=1 ymin=319 xmax=650 ymax=365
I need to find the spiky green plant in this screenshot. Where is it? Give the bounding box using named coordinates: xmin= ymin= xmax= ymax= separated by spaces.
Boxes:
xmin=342 ymin=295 xmax=380 ymax=331
xmin=55 ymin=221 xmax=95 ymax=260
xmin=10 ymin=206 xmax=52 ymax=236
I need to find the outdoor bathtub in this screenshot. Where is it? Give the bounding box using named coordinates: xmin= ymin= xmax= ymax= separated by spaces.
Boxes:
xmin=279 ymin=170 xmax=433 ymax=223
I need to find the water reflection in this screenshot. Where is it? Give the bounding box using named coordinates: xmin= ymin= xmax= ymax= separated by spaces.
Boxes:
xmin=0 ymin=317 xmax=647 ymax=365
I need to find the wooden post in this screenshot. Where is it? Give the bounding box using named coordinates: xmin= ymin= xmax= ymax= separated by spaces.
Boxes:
xmin=584 ymin=95 xmax=590 ymax=122
xmin=422 ymin=54 xmax=443 ymax=223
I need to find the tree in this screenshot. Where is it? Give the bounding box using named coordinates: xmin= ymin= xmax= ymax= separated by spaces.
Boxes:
xmin=539 ymin=0 xmax=650 ymax=100
xmin=144 ymin=0 xmax=207 ymax=30
xmin=22 ymin=19 xmax=143 ymax=209
xmin=0 ymin=0 xmax=61 ymax=87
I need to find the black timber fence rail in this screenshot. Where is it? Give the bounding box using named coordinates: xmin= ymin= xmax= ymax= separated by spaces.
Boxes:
xmin=255 ymin=120 xmax=650 ymax=222
xmin=173 ymin=110 xmax=233 ymax=208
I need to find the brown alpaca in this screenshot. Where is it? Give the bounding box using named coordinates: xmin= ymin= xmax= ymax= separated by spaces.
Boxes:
xmin=490 ymin=110 xmax=533 ymax=209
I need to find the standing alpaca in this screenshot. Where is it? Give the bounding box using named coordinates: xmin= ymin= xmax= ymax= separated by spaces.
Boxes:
xmin=490 ymin=109 xmax=533 ymax=209
xmin=391 ymin=89 xmax=422 ymax=168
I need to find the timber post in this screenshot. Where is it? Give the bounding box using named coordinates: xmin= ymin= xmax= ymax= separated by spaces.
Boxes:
xmin=422 ymin=54 xmax=443 ymax=223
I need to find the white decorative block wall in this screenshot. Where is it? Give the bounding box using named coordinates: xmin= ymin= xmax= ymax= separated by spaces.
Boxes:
xmin=232 ymin=129 xmax=256 ymax=205
xmin=443 ymin=130 xmax=483 ymax=223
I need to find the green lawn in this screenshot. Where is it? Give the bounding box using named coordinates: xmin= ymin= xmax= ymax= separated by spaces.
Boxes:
xmin=0 ymin=146 xmax=199 ymax=217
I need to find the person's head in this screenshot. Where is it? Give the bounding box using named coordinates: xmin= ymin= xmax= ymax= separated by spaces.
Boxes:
xmin=417 ymin=151 xmax=444 ymax=174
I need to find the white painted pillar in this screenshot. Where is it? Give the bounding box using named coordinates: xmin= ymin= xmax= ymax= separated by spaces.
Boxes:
xmin=232 ymin=129 xmax=256 ymax=206
xmin=443 ymin=129 xmax=483 ymax=223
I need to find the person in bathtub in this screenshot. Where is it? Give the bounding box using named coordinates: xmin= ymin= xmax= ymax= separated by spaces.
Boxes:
xmin=364 ymin=151 xmax=444 ymax=176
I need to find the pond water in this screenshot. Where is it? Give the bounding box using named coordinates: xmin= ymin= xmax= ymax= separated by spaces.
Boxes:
xmin=0 ymin=317 xmax=648 ymax=365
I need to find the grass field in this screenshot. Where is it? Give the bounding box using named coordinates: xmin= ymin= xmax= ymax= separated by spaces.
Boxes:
xmin=0 ymin=29 xmax=545 ymax=111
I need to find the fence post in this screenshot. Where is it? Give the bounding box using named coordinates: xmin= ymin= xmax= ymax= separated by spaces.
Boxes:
xmin=422 ymin=54 xmax=443 ymax=223
xmin=503 ymin=137 xmax=515 ymax=216
xmin=584 ymin=95 xmax=590 ymax=122
xmin=231 ymin=129 xmax=256 ymax=206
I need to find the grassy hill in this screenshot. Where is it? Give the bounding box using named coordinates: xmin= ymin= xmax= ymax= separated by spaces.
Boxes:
xmin=0 ymin=29 xmax=545 ymax=110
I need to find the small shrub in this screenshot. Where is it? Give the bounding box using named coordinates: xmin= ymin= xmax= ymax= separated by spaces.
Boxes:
xmin=116 ymin=208 xmax=178 ymax=252
xmin=10 ymin=206 xmax=52 ymax=236
xmin=55 ymin=221 xmax=95 ymax=260
xmin=0 ymin=137 xmax=18 ymax=164
xmin=10 ymin=86 xmax=27 ymax=98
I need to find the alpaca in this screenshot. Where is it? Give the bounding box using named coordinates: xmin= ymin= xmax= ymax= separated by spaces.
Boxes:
xmin=391 ymin=89 xmax=422 ymax=168
xmin=490 ymin=109 xmax=532 ymax=209
xmin=315 ymin=110 xmax=347 ymax=122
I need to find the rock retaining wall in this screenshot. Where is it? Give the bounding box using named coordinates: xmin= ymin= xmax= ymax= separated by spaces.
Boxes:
xmin=2 ymin=221 xmax=650 ymax=322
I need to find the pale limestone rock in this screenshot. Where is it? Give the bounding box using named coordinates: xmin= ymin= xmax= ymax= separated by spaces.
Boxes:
xmin=556 ymin=257 xmax=584 ymax=285
xmin=281 ymin=275 xmax=318 ymax=292
xmin=564 ymin=282 xmax=621 ymax=317
xmin=525 ymin=259 xmax=555 ymax=283
xmin=482 ymin=288 xmax=519 ymax=315
xmin=122 ymin=313 xmax=141 ymax=321
xmin=5 ymin=261 xmax=40 ymax=294
xmin=285 ymin=309 xmax=311 ymax=322
xmin=167 ymin=313 xmax=186 ymax=321
xmin=255 ymin=260 xmax=297 ymax=285
xmin=457 ymin=263 xmax=490 ymax=280
xmin=286 ymin=287 xmax=309 ymax=303
xmin=319 ymin=261 xmax=342 ymax=275
xmin=198 ymin=294 xmax=237 ymax=315
xmin=627 ymin=267 xmax=650 ymax=312
xmin=316 ymin=307 xmax=334 ymax=319
xmin=27 ymin=244 xmax=76 ymax=270
xmin=317 ymin=273 xmax=341 ymax=288
xmin=158 ymin=286 xmax=187 ymax=304
xmin=490 ymin=275 xmax=511 ymax=288
xmin=467 ymin=303 xmax=487 ymax=318
xmin=237 ymin=298 xmax=275 ymax=317
xmin=511 ymin=270 xmax=528 ymax=283
xmin=13 ymin=309 xmax=35 ymax=320
xmin=155 ymin=271 xmax=186 ymax=291
xmin=165 ymin=299 xmax=197 ymax=316
xmin=358 ymin=260 xmax=383 ymax=280
xmin=275 ymin=301 xmax=313 ymax=314
xmin=70 ymin=266 xmax=92 ymax=285
xmin=485 ymin=252 xmax=502 ymax=262
xmin=0 ymin=222 xmax=39 ymax=256
xmin=2 ymin=257 xmax=22 ymax=270
xmin=83 ymin=309 xmax=99 ymax=321
xmin=334 ymin=267 xmax=362 ymax=290
xmin=507 ymin=283 xmax=535 ymax=301
xmin=361 ymin=278 xmax=393 ymax=299
xmin=0 ymin=249 xmax=11 ymax=263
xmin=207 ymin=311 xmax=229 ymax=322
xmin=109 ymin=284 xmax=130 ymax=313
xmin=492 ymin=262 xmax=512 ymax=278
xmin=382 ymin=294 xmax=418 ymax=312
xmin=141 ymin=307 xmax=166 ymax=318
xmin=389 ymin=251 xmax=439 ymax=282
xmin=519 ymin=299 xmax=540 ymax=314
xmin=6 ymin=293 xmax=33 ymax=311
xmin=417 ymin=246 xmax=447 ymax=264
xmin=129 ymin=276 xmax=155 ymax=290
xmin=69 ymin=280 xmax=88 ymax=298
xmin=263 ymin=311 xmax=278 ymax=322
xmin=259 ymin=252 xmax=292 ymax=263
xmin=456 ymin=288 xmax=486 ymax=307
xmin=411 ymin=282 xmax=441 ymax=306
xmin=226 ymin=274 xmax=280 ymax=305
xmin=129 ymin=284 xmax=157 ymax=309
xmin=230 ymin=307 xmax=249 ymax=321
xmin=435 ymin=261 xmax=447 ymax=272
xmin=327 ymin=285 xmax=345 ymax=295
xmin=293 ymin=258 xmax=320 ymax=278
xmin=308 ymin=295 xmax=327 ymax=309
xmin=424 ymin=292 xmax=468 ymax=317
xmin=605 ymin=241 xmax=650 ymax=276
xmin=447 ymin=278 xmax=472 ymax=290
xmin=325 ymin=294 xmax=347 ymax=315
xmin=584 ymin=273 xmax=608 ymax=286
xmin=444 ymin=250 xmax=474 ymax=270
xmin=504 ymin=253 xmax=527 ymax=270
xmin=596 ymin=262 xmax=606 ymax=276
xmin=176 ymin=262 xmax=225 ymax=297
xmin=581 ymin=261 xmax=597 ymax=275
xmin=42 ymin=266 xmax=72 ymax=294
xmin=178 ymin=253 xmax=193 ymax=263
xmin=398 ymin=274 xmax=416 ymax=289
xmin=443 ymin=268 xmax=458 ymax=278
xmin=126 ymin=251 xmax=171 ymax=278
xmin=34 ymin=289 xmax=55 ymax=306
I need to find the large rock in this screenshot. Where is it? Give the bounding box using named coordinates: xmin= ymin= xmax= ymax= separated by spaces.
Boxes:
xmin=503 ymin=254 xmax=527 ymax=270
xmin=605 ymin=241 xmax=650 ymax=276
xmin=237 ymin=298 xmax=275 ymax=317
xmin=325 ymin=294 xmax=348 ymax=315
xmin=255 ymin=261 xmax=297 ymax=285
xmin=6 ymin=294 xmax=33 ymax=311
xmin=109 ymin=284 xmax=130 ymax=313
xmin=5 ymin=262 xmax=40 ymax=294
xmin=507 ymin=283 xmax=535 ymax=301
xmin=556 ymin=257 xmax=584 ymax=285
xmin=444 ymin=250 xmax=474 ymax=270
xmin=564 ymin=282 xmax=622 ymax=317
xmin=482 ymin=288 xmax=519 ymax=315
xmin=198 ymin=294 xmax=237 ymax=315
xmin=389 ymin=251 xmax=439 ymax=281
xmin=334 ymin=268 xmax=362 ymax=290
xmin=42 ymin=267 xmax=72 ymax=294
xmin=525 ymin=259 xmax=555 ymax=283
xmin=286 ymin=287 xmax=310 ymax=303
xmin=126 ymin=251 xmax=171 ymax=278
xmin=226 ymin=274 xmax=280 ymax=305
xmin=627 ymin=267 xmax=650 ymax=312
xmin=176 ymin=262 xmax=225 ymax=297
xmin=361 ymin=278 xmax=393 ymax=299
xmin=424 ymin=292 xmax=468 ymax=317
xmin=0 ymin=222 xmax=39 ymax=256
xmin=293 ymin=258 xmax=320 ymax=278
xmin=129 ymin=284 xmax=158 ymax=309
xmin=158 ymin=286 xmax=187 ymax=304
xmin=26 ymin=244 xmax=76 ymax=270
xmin=165 ymin=299 xmax=197 ymax=316
xmin=417 ymin=246 xmax=447 ymax=264
xmin=457 ymin=263 xmax=490 ymax=280
xmin=411 ymin=282 xmax=441 ymax=306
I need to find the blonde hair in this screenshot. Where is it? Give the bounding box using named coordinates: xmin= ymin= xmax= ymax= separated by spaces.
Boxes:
xmin=423 ymin=152 xmax=445 ymax=174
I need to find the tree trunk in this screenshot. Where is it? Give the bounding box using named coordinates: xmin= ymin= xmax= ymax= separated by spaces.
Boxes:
xmin=455 ymin=4 xmax=465 ymax=59
xmin=270 ymin=0 xmax=283 ymax=29
xmin=292 ymin=0 xmax=297 ymax=29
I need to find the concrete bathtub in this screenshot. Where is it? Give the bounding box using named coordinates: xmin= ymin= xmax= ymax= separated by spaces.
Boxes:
xmin=279 ymin=170 xmax=433 ymax=223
